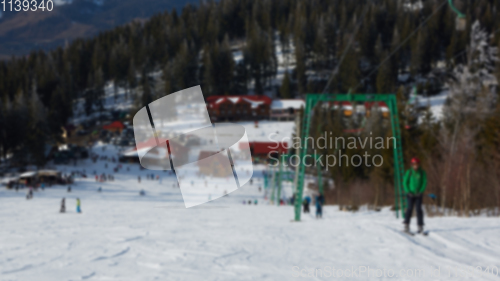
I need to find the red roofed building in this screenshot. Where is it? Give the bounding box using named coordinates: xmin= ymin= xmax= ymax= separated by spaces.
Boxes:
xmin=206 ymin=96 xmax=272 ymax=121
xmin=364 ymin=102 xmax=389 ymax=118
xmin=103 ymin=121 xmax=125 ymax=133
xmin=240 ymin=141 xmax=289 ymax=159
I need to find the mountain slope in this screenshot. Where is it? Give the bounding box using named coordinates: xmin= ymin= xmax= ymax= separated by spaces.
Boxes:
xmin=0 ymin=0 xmax=197 ymax=59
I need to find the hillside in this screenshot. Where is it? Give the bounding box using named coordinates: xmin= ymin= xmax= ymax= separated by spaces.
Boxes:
xmin=0 ymin=0 xmax=198 ymax=58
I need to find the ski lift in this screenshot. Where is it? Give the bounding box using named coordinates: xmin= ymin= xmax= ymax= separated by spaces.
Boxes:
xmin=455 ymin=17 xmax=466 ymax=31
xmin=448 ymin=0 xmax=466 ymax=31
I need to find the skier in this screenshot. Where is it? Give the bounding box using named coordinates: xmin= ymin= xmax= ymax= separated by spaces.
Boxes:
xmin=60 ymin=198 xmax=66 ymax=213
xmin=67 ymin=186 xmax=72 ymax=192
xmin=403 ymin=157 xmax=427 ymax=234
xmin=315 ymin=193 xmax=324 ymax=218
xmin=303 ymin=197 xmax=310 ymax=213
xmin=76 ymin=198 xmax=82 ymax=213
xmin=26 ymin=188 xmax=33 ymax=200
xmin=138 ymin=176 xmax=141 ymax=183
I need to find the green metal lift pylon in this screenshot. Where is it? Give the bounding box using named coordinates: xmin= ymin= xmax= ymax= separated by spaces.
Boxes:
xmin=313 ymin=154 xmax=324 ymax=195
xmin=293 ymin=93 xmax=406 ymax=221
xmin=275 ymin=154 xmax=295 ymax=206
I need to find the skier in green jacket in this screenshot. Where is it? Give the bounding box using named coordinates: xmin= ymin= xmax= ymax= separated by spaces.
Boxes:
xmin=403 ymin=157 xmax=427 ymax=234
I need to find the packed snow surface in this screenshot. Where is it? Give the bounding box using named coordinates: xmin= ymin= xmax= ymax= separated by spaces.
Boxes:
xmin=1 ymin=144 xmax=499 ymax=281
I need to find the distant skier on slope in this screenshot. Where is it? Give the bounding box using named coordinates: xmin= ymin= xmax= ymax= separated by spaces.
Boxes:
xmin=303 ymin=196 xmax=311 ymax=213
xmin=315 ymin=193 xmax=324 ymax=219
xmin=76 ymin=198 xmax=82 ymax=213
xmin=403 ymin=157 xmax=427 ymax=234
xmin=60 ymin=198 xmax=66 ymax=213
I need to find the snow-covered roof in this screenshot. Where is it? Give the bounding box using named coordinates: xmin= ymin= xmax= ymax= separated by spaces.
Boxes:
xmin=206 ymin=96 xmax=271 ymax=109
xmin=19 ymin=171 xmax=37 ymax=178
xmin=37 ymin=170 xmax=60 ymax=176
xmin=271 ymin=99 xmax=305 ymax=110
xmin=0 ymin=176 xmax=18 ymax=184
xmin=243 ymin=98 xmax=265 ymax=109
xmin=332 ymin=105 xmax=353 ymax=110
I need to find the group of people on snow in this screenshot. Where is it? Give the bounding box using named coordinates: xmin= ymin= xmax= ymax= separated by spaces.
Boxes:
xmin=60 ymin=197 xmax=82 ymax=213
xmin=302 ymin=194 xmax=324 ymax=218
xmin=297 ymin=156 xmax=427 ymax=227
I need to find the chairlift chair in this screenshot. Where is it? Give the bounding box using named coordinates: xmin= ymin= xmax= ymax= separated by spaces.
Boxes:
xmin=449 ymin=0 xmax=466 ymax=31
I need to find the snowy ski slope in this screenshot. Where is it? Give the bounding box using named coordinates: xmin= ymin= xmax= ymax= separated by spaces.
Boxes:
xmin=1 ymin=144 xmax=499 ymax=281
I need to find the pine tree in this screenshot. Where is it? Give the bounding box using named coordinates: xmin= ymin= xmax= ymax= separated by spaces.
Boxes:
xmin=127 ymin=59 xmax=137 ymax=98
xmin=232 ymin=62 xmax=248 ymax=95
xmin=280 ymin=71 xmax=292 ymax=98
xmin=295 ymin=41 xmax=307 ymax=94
xmin=376 ymin=52 xmax=394 ymax=93
xmin=445 ymin=20 xmax=498 ymax=125
xmin=0 ymin=99 xmax=6 ymax=159
xmin=338 ymin=47 xmax=360 ymax=93
xmin=26 ymin=89 xmax=49 ymax=167
xmin=141 ymin=71 xmax=153 ymax=108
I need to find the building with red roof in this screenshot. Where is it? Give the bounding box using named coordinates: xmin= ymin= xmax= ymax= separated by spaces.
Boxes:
xmin=103 ymin=121 xmax=125 ymax=133
xmin=206 ymin=95 xmax=272 ymax=121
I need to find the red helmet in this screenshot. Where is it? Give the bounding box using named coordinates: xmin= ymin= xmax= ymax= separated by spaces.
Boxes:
xmin=411 ymin=157 xmax=420 ymax=164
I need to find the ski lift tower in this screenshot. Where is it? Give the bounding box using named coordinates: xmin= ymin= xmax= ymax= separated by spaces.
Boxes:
xmin=293 ymin=93 xmax=406 ymax=221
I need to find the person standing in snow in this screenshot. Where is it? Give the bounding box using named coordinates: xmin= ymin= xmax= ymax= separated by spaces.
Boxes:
xmin=60 ymin=198 xmax=66 ymax=213
xmin=76 ymin=198 xmax=82 ymax=213
xmin=403 ymin=157 xmax=427 ymax=234
xmin=315 ymin=193 xmax=324 ymax=218
xmin=303 ymin=197 xmax=310 ymax=213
